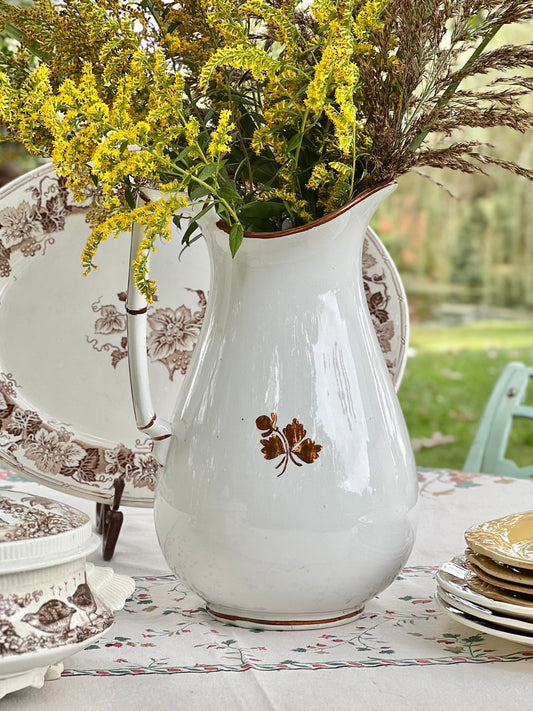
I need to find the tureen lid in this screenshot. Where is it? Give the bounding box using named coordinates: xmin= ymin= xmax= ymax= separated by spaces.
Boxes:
xmin=0 ymin=490 xmax=96 ymax=572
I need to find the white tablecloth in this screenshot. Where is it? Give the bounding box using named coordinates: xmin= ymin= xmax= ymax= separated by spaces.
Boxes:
xmin=2 ymin=467 xmax=533 ymax=710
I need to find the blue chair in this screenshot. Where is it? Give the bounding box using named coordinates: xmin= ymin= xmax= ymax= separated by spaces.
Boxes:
xmin=463 ymin=361 xmax=533 ymax=478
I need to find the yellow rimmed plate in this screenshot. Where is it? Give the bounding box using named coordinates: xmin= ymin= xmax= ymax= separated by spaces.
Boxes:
xmin=464 ymin=547 xmax=533 ymax=586
xmin=465 ymin=511 xmax=533 ymax=570
xmin=466 ymin=559 xmax=533 ymax=595
xmin=438 ymin=557 xmax=533 ymax=611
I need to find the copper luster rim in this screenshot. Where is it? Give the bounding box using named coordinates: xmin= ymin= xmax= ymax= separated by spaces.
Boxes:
xmin=206 ymin=605 xmax=364 ymax=626
xmin=216 ymin=180 xmax=396 ymax=239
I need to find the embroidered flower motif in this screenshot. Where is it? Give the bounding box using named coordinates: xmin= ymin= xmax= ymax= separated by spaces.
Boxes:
xmin=449 ymin=471 xmax=482 ymax=487
xmin=94 ymin=304 xmax=127 ymax=335
xmin=0 ymin=201 xmax=43 ymax=248
xmin=24 ymin=429 xmax=86 ymax=475
xmin=147 ymin=306 xmax=201 ymax=360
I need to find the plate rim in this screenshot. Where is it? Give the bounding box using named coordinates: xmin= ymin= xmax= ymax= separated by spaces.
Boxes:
xmin=437 ymin=566 xmax=533 ymax=618
xmin=435 ymin=588 xmax=533 ymax=646
xmin=465 ymin=511 xmax=533 ymax=571
xmin=464 ymin=546 xmax=533 ymax=585
xmin=436 ymin=583 xmax=533 ymax=633
xmin=466 ymin=558 xmax=533 ymax=595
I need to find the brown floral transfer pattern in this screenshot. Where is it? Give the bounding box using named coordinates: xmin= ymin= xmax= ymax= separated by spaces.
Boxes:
xmin=0 ymin=173 xmax=88 ymax=278
xmin=0 ymin=493 xmax=89 ymax=542
xmin=362 ymin=239 xmax=396 ymax=378
xmin=256 ymin=413 xmax=322 ymax=476
xmin=0 ymin=576 xmax=113 ymax=656
xmin=0 ymin=373 xmax=158 ymax=493
xmin=0 ymin=167 xmax=169 ymax=499
xmin=0 ymin=591 xmax=44 ymax=620
xmin=88 ymin=289 xmax=207 ymax=380
xmin=87 ymin=243 xmax=394 ymax=384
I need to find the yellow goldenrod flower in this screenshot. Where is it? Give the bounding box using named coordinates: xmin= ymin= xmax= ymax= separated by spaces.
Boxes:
xmin=185 ymin=117 xmax=201 ymax=146
xmin=207 ymin=109 xmax=235 ymax=158
xmin=238 ymin=1 xmax=301 ymax=58
xmin=199 ymin=45 xmax=278 ymax=90
xmin=353 ymin=0 xmax=389 ymax=39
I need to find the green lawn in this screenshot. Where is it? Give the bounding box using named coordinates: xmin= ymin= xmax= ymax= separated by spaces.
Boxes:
xmin=398 ymin=321 xmax=533 ymax=470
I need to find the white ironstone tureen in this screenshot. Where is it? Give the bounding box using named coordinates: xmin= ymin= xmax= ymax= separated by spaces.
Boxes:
xmin=0 ymin=490 xmax=135 ymax=700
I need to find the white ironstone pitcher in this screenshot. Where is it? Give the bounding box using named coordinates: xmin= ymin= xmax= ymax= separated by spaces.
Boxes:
xmin=127 ymin=182 xmax=418 ymax=630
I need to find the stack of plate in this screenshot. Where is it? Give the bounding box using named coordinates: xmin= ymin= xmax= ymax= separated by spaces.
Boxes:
xmin=436 ymin=511 xmax=533 ymax=645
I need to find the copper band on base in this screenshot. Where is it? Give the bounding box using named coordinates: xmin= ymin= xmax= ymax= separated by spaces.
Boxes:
xmin=206 ymin=606 xmax=364 ymax=627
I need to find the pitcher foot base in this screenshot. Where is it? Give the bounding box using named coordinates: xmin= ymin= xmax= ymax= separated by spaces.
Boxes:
xmin=205 ymin=604 xmax=364 ymax=630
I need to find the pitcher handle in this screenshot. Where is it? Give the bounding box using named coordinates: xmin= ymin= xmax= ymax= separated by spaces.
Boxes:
xmin=126 ymin=217 xmax=172 ymax=464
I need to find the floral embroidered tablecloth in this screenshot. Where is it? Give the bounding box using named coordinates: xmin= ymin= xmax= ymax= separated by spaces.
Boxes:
xmin=62 ymin=566 xmax=533 ymax=676
xmin=2 ymin=467 xmax=533 ymax=709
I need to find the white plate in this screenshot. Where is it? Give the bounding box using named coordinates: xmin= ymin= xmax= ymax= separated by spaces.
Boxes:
xmin=436 ymin=584 xmax=533 ymax=633
xmin=436 ymin=589 xmax=533 ymax=646
xmin=437 ymin=561 xmax=533 ymax=620
xmin=0 ymin=164 xmax=409 ymax=507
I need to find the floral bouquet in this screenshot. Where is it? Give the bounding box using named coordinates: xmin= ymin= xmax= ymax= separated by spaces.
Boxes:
xmin=0 ymin=0 xmax=532 ymax=299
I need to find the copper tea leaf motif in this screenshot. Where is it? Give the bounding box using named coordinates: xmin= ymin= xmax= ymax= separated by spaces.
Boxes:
xmin=293 ymin=438 xmax=322 ymax=464
xmin=260 ymin=433 xmax=285 ymax=461
xmin=256 ymin=413 xmax=322 ymax=476
xmin=283 ymin=419 xmax=306 ymax=449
